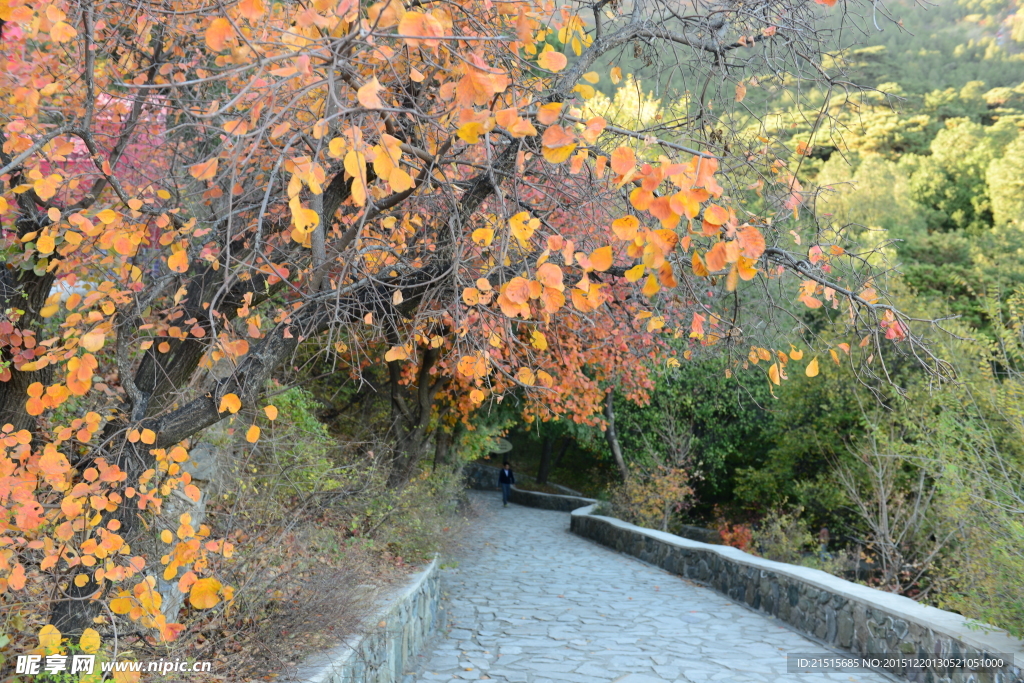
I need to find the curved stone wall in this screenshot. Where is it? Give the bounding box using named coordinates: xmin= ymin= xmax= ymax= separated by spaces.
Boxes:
xmin=289 ymin=558 xmax=443 ymax=683
xmin=508 ymin=486 xmax=597 ymax=512
xmin=569 ymin=504 xmax=1024 ymax=683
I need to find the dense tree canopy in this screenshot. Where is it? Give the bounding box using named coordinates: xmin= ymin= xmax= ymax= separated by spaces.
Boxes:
xmin=0 ymin=0 xmax=955 ymax=650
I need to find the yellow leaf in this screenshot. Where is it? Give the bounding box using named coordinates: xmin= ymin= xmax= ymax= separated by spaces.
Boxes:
xmin=328 ymin=137 xmax=347 ymax=158
xmin=80 ymin=628 xmax=101 ymax=654
xmin=541 ymin=143 xmax=577 ymax=164
xmin=537 ymin=50 xmax=567 ymax=72
xmin=509 ymin=211 xmax=538 ymax=245
xmin=457 ymin=122 xmax=485 ymax=144
xmin=830 ymin=348 xmax=841 ymax=365
xmin=189 ymin=578 xmax=222 ymax=609
xmin=219 ymin=393 xmax=241 ymax=414
xmin=531 ymin=329 xmax=548 ymax=350
xmin=641 ymin=274 xmax=660 ymax=297
xmin=582 ymin=71 xmax=599 ymax=83
xmin=160 ymin=529 xmax=174 ymax=543
xmin=517 ymin=367 xmax=536 ymax=386
xmin=389 ymin=168 xmax=414 ymax=192
xmin=789 ymin=347 xmax=804 ymax=360
xmin=471 ymin=228 xmax=494 ymax=246
xmin=768 ymin=363 xmax=781 ymax=385
xmin=806 ymin=357 xmax=820 ymax=377
xmin=246 ymin=425 xmax=260 ymax=443
xmin=95 ymin=208 xmax=119 ymax=224
xmin=610 ymin=66 xmax=623 ymax=84
xmin=81 ymin=329 xmax=105 ymax=352
xmin=624 ymin=264 xmax=645 ymax=282
xmin=39 ymin=625 xmax=61 ymax=650
xmin=264 ymin=405 xmax=278 ymax=420
xmin=50 ymin=20 xmax=77 ymax=42
xmin=36 ymin=234 xmax=55 ymax=255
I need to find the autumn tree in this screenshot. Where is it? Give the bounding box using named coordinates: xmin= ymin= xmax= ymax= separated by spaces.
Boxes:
xmin=1 ymin=0 xmax=950 ymax=649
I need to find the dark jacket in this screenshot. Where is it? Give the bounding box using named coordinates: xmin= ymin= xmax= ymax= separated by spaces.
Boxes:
xmin=498 ymin=468 xmax=515 ymax=485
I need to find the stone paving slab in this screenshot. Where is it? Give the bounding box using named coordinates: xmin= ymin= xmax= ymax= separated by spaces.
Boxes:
xmin=406 ymin=492 xmax=893 ymax=683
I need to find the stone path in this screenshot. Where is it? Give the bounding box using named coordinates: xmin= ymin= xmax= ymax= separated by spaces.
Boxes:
xmin=407 ymin=492 xmax=894 ymax=683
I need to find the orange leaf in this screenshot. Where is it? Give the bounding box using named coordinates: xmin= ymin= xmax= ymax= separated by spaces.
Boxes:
xmin=610 ymin=147 xmax=636 ymax=177
xmin=246 ymin=425 xmax=260 ymax=443
xmin=736 ymin=225 xmax=766 ymax=259
xmin=357 ymin=78 xmax=385 ymax=109
xmin=189 ymin=158 xmax=219 ymax=181
xmin=536 ymin=103 xmax=563 ymax=125
xmin=167 ymin=250 xmax=189 ymax=273
xmin=589 ymin=246 xmax=613 ymax=272
xmin=397 ymin=11 xmax=446 ymax=50
xmin=705 ymin=242 xmax=727 ymax=272
xmin=537 ymin=50 xmax=567 ymax=72
xmin=768 ymin=363 xmax=781 ymax=385
xmin=535 ymin=263 xmax=564 ymax=290
xmin=264 ymin=405 xmax=278 ymax=420
xmin=205 ymin=17 xmax=233 ymax=51
xmin=691 ymin=252 xmax=709 ymax=277
xmin=219 ymin=393 xmax=241 ymax=414
xmin=238 ymin=0 xmax=265 ymax=20
xmin=703 ymin=204 xmax=729 ymax=226
xmin=504 ymin=277 xmax=531 ymax=304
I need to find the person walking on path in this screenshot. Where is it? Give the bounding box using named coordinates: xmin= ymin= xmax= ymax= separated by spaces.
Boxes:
xmin=498 ymin=462 xmax=515 ymax=507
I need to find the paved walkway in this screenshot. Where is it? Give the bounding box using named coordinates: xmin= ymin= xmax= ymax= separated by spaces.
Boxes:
xmin=407 ymin=492 xmax=892 ymax=683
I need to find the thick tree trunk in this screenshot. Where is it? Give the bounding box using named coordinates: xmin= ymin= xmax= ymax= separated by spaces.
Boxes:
xmin=604 ymin=391 xmax=629 ymax=483
xmin=536 ymin=436 xmax=553 ymax=484
xmin=432 ymin=428 xmax=453 ymax=472
xmin=386 ymin=347 xmax=448 ymax=488
xmin=552 ymin=437 xmax=571 ymax=471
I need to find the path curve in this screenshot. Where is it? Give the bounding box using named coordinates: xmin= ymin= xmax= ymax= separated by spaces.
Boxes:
xmin=408 ymin=492 xmax=893 ymax=683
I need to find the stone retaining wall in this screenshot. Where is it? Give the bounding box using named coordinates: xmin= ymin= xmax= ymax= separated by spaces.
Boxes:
xmin=290 ymin=558 xmax=444 ymax=683
xmin=569 ymin=504 xmax=1024 ymax=683
xmin=508 ymin=486 xmax=597 ymax=512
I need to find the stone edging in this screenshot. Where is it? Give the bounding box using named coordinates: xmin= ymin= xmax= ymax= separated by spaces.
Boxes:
xmin=508 ymin=485 xmax=597 ymax=512
xmin=288 ymin=557 xmax=444 ymax=683
xmin=568 ymin=504 xmax=1024 ymax=683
